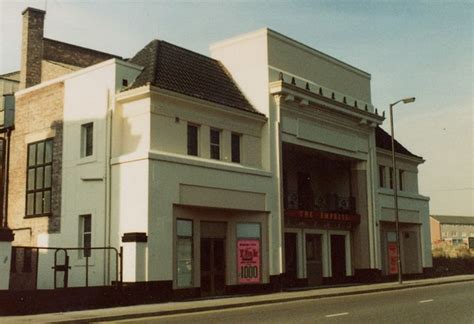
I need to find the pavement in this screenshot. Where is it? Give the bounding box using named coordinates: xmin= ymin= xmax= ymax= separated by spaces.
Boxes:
xmin=4 ymin=274 xmax=474 ymax=323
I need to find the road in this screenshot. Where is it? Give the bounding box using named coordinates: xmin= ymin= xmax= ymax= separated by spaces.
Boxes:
xmin=110 ymin=281 xmax=474 ymax=324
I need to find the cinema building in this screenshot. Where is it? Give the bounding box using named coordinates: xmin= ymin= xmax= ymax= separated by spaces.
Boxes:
xmin=211 ymin=28 xmax=432 ymax=284
xmin=2 ymin=8 xmax=431 ymax=297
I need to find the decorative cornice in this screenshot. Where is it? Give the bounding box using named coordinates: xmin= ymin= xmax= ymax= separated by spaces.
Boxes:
xmin=270 ymin=80 xmax=384 ymax=125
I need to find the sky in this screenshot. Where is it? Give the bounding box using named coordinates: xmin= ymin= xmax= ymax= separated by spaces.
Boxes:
xmin=1 ymin=0 xmax=473 ymax=216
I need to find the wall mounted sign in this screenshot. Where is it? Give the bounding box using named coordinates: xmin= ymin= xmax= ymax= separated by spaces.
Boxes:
xmin=285 ymin=209 xmax=360 ymax=223
xmin=388 ymin=242 xmax=399 ymax=274
xmin=237 ymin=239 xmax=260 ymax=284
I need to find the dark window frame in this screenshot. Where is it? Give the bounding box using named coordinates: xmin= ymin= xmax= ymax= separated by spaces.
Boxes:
xmin=231 ymin=132 xmax=241 ymax=163
xmin=25 ymin=138 xmax=53 ymax=218
xmin=80 ymin=214 xmax=92 ymax=258
xmin=399 ymin=170 xmax=404 ymax=191
xmin=379 ymin=165 xmax=385 ymax=188
xmin=210 ymin=128 xmax=221 ymax=160
xmin=81 ymin=122 xmax=94 ymax=157
xmin=187 ymin=123 xmax=199 ymax=156
xmin=389 ymin=167 xmax=394 ymax=189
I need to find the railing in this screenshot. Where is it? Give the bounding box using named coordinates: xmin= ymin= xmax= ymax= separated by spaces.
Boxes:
xmin=9 ymin=246 xmax=122 ymax=290
xmin=284 ymin=190 xmax=356 ymax=214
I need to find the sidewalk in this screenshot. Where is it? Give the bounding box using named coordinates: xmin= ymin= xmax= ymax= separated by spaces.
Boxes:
xmin=4 ymin=274 xmax=474 ymax=323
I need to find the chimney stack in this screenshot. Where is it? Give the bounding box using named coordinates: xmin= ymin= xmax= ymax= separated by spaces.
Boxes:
xmin=19 ymin=7 xmax=45 ymax=89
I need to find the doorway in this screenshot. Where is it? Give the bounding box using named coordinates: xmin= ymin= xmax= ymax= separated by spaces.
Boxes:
xmin=200 ymin=238 xmax=225 ymax=296
xmin=200 ymin=221 xmax=226 ymax=296
xmin=305 ymin=234 xmax=323 ymax=286
xmin=284 ymin=232 xmax=298 ymax=287
xmin=330 ymin=235 xmax=346 ymax=280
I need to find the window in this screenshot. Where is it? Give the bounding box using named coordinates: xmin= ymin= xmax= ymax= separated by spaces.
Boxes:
xmin=379 ymin=165 xmax=385 ymax=188
xmin=389 ymin=167 xmax=394 ymax=189
xmin=399 ymin=170 xmax=404 ymax=191
xmin=187 ymin=124 xmax=198 ymax=156
xmin=81 ymin=123 xmax=94 ymax=157
xmin=231 ymin=133 xmax=241 ymax=163
xmin=26 ymin=139 xmax=53 ymax=217
xmin=210 ymin=129 xmax=220 ymax=160
xmin=80 ymin=215 xmax=92 ymax=258
xmin=176 ymin=219 xmax=193 ymax=287
xmin=237 ymin=223 xmax=261 ymax=239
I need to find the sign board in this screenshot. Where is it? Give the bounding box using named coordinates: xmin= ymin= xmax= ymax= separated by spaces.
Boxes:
xmin=237 ymin=239 xmax=260 ymax=283
xmin=388 ymin=243 xmax=399 ymax=274
xmin=469 ymin=237 xmax=474 ymax=249
xmin=285 ymin=209 xmax=360 ymax=224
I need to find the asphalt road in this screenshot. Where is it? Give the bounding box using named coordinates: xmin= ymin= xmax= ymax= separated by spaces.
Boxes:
xmin=111 ymin=281 xmax=474 ymax=324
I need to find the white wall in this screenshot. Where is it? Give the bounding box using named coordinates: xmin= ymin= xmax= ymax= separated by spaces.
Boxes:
xmin=376 ymin=151 xmax=432 ymax=270
xmin=34 ymin=60 xmax=141 ymax=289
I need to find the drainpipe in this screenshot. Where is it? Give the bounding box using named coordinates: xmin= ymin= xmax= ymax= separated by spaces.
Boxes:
xmin=103 ymin=88 xmax=113 ymax=285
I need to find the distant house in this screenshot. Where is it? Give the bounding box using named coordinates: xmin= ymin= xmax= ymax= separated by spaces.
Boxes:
xmin=430 ymin=215 xmax=474 ymax=245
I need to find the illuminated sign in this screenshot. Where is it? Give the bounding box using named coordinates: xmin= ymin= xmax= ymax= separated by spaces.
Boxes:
xmin=237 ymin=240 xmax=260 ymax=284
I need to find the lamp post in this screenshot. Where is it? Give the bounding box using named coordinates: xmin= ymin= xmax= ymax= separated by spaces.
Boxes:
xmin=389 ymin=97 xmax=415 ymax=284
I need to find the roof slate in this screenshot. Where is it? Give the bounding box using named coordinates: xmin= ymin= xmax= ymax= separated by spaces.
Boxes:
xmin=431 ymin=215 xmax=474 ymax=225
xmin=128 ymin=40 xmax=260 ymax=115
xmin=376 ymin=126 xmax=422 ymax=159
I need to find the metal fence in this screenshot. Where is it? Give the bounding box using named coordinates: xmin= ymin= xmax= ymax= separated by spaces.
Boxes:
xmin=9 ymin=246 xmax=122 ymax=290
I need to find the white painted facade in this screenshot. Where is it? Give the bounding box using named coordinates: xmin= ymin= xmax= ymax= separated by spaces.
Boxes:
xmin=211 ymin=28 xmax=432 ymax=282
xmin=7 ymin=28 xmax=431 ymax=291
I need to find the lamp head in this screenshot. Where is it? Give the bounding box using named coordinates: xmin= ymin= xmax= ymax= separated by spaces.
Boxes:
xmin=402 ymin=97 xmax=416 ymax=104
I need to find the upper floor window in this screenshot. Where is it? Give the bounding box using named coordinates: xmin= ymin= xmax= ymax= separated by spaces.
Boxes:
xmin=81 ymin=122 xmax=93 ymax=157
xmin=389 ymin=167 xmax=394 ymax=189
xmin=210 ymin=128 xmax=220 ymax=160
xmin=231 ymin=133 xmax=241 ymax=163
xmin=26 ymin=139 xmax=53 ymax=217
xmin=187 ymin=124 xmax=199 ymax=156
xmin=379 ymin=165 xmax=385 ymax=188
xmin=399 ymin=170 xmax=404 ymax=191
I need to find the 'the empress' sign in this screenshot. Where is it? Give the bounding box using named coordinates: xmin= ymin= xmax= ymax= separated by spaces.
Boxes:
xmin=237 ymin=240 xmax=260 ymax=283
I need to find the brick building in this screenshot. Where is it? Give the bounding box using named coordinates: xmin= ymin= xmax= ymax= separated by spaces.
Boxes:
xmin=430 ymin=215 xmax=474 ymax=245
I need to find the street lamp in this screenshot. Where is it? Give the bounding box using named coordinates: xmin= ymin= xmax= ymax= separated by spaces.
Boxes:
xmin=390 ymin=96 xmax=415 ymax=284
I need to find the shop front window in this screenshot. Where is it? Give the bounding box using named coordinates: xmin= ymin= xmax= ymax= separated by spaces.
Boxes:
xmin=236 ymin=223 xmax=261 ymax=284
xmin=177 ymin=219 xmax=193 ymax=287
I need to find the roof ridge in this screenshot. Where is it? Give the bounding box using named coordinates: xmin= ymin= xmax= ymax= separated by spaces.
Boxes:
xmin=151 ymin=40 xmax=161 ymax=86
xmin=159 ymin=40 xmax=221 ymax=63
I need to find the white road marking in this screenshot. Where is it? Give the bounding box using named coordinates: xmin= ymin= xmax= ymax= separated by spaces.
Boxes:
xmin=325 ymin=312 xmax=349 ymax=318
xmin=419 ymin=299 xmax=434 ymax=303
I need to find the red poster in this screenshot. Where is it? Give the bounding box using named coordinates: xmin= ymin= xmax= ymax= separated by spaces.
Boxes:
xmin=237 ymin=240 xmax=260 ymax=283
xmin=388 ymin=243 xmax=399 ymax=274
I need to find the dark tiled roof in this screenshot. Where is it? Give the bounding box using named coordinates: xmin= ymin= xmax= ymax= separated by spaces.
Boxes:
xmin=375 ymin=127 xmax=422 ymax=159
xmin=128 ymin=40 xmax=259 ymax=115
xmin=43 ymin=38 xmax=121 ymax=68
xmin=431 ymin=215 xmax=474 ymax=225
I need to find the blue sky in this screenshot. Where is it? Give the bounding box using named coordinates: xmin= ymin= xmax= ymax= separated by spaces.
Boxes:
xmin=1 ymin=0 xmax=473 ymax=215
